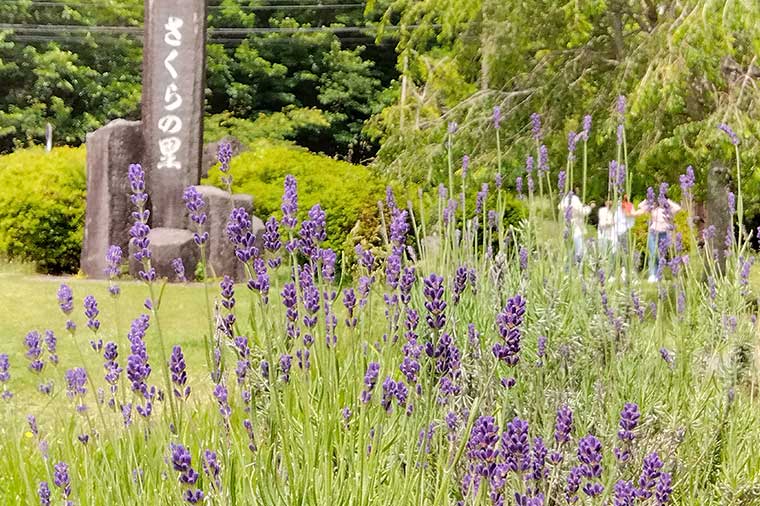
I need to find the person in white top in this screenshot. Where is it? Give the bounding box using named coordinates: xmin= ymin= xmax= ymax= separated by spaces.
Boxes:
xmin=559 ymin=191 xmax=594 ymax=261
xmin=597 ymin=200 xmax=617 ymax=257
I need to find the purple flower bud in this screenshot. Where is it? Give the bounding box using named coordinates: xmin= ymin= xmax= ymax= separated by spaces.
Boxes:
xmin=493 ymin=106 xmax=502 ymax=129
xmin=57 ymin=284 xmax=73 ymax=315
xmin=53 ymin=461 xmax=71 ymax=499
xmin=281 ymin=175 xmax=298 ymax=228
xmin=530 ymin=113 xmax=542 ymax=141
xmin=718 ymin=123 xmax=740 ymax=146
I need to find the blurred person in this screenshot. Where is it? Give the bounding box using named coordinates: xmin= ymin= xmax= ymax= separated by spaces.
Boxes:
xmin=559 ymin=189 xmax=594 ymax=261
xmin=632 ymin=191 xmax=682 ymax=282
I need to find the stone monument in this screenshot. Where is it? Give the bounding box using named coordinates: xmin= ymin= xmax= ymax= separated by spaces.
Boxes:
xmin=80 ymin=0 xmax=262 ymax=281
xmin=142 ymin=0 xmax=207 ymax=228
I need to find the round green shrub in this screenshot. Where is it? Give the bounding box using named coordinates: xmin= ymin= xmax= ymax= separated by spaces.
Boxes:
xmin=0 ymin=146 xmax=86 ymax=274
xmin=204 ymin=139 xmax=386 ymax=256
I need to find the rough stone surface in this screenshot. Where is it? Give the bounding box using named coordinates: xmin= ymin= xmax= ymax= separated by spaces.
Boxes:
xmin=81 ymin=119 xmax=144 ymax=279
xmin=128 ymin=227 xmax=199 ymax=281
xmin=189 ymin=186 xmax=262 ymax=280
xmin=705 ymin=159 xmax=731 ymax=274
xmin=201 ymin=136 xmax=246 ymax=179
xmin=142 ymin=0 xmax=207 ymax=228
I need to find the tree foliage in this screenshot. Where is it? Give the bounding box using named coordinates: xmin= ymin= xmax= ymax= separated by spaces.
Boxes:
xmin=369 ymin=0 xmax=760 ymax=216
xmin=0 ymin=0 xmax=394 ymax=159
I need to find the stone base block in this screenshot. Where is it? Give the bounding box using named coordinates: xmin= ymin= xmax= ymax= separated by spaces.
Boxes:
xmin=129 ymin=227 xmax=200 ymax=281
xmin=80 ymin=119 xmax=143 ymax=278
xmin=190 ymin=186 xmax=263 ymax=281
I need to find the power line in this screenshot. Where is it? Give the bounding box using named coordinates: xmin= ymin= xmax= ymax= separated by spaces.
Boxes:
xmin=5 ymin=33 xmax=395 ymax=46
xmin=17 ymin=1 xmax=365 ymax=10
xmin=0 ymin=23 xmax=422 ymax=35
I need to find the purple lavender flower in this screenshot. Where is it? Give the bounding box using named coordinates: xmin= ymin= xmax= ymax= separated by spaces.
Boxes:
xmin=281 ymin=175 xmax=298 ymax=228
xmin=103 ymin=341 xmax=122 ymax=393
xmin=423 ymin=274 xmax=447 ymax=330
xmin=57 ymin=284 xmax=73 ymax=315
xmin=637 ymin=452 xmax=664 ymax=499
xmin=536 ymin=335 xmax=546 ymax=361
xmin=519 ymin=246 xmax=528 ymax=271
xmin=503 ymin=416 xmax=531 ymax=473
xmin=171 ymin=258 xmax=187 ymax=282
xmin=183 ymin=186 xmax=208 ymax=246
xmin=538 ymin=144 xmax=549 ymax=173
xmin=617 ymin=95 xmax=627 ymax=116
xmin=202 ymin=449 xmax=221 ymax=491
xmin=493 ymin=106 xmax=502 ymax=129
xmin=659 ymin=347 xmax=674 ymax=367
xmin=227 ymin=207 xmax=258 ymax=263
xmin=361 ymin=362 xmax=380 ymax=403
xmin=65 ymin=368 xmax=87 ymax=401
xmin=104 ymin=245 xmax=122 ymax=278
xmin=448 ymin=121 xmax=458 ymax=135
xmin=53 ymin=461 xmax=71 ymax=501
xmin=263 ymin=216 xmax=282 ymax=262
xmin=554 ymin=404 xmax=573 ymax=447
xmin=24 ymin=330 xmax=44 ymax=373
xmin=530 ymin=436 xmax=548 ymax=481
xmin=679 ymin=165 xmax=695 ymax=198
xmin=465 ymin=416 xmax=500 ymax=480
xmin=565 ymin=466 xmax=583 ymax=503
xmin=217 ymin=141 xmax=232 ymax=173
xmin=214 ymin=383 xmax=231 ymax=418
xmin=380 ymin=376 xmax=397 ymax=412
xmin=170 ymin=345 xmax=190 ymax=400
xmin=567 ymin=131 xmax=577 ymax=161
xmin=656 ymin=472 xmax=673 ymax=505
xmin=492 ymin=294 xmax=527 ymax=366
xmin=0 ymin=354 xmax=10 ymax=399
xmin=578 ymin=434 xmax=604 ymax=497
xmin=530 ymin=112 xmax=542 ymax=141
xmin=718 ymin=123 xmax=740 ymax=146
xmin=558 ymin=170 xmax=566 ymax=193
xmin=516 ymin=177 xmax=523 ymax=199
xmin=280 ymin=354 xmax=292 ymax=383
xmin=38 ymin=481 xmax=51 ymax=506
xmin=728 ymin=191 xmax=736 ymax=215
xmin=399 ymin=266 xmax=416 ymax=305
xmin=170 ymin=443 xmax=203 ymax=503
xmin=617 ymin=403 xmax=640 ymax=442
xmin=83 ymin=295 xmax=100 ymax=334
xmin=614 ymin=480 xmax=637 ymax=506
xmin=128 ymin=163 xmax=147 ymax=206
xmin=581 ymin=114 xmax=592 ymax=141
xmin=452 ymin=266 xmax=468 ymax=304
xmin=126 ymin=314 xmax=153 ymax=412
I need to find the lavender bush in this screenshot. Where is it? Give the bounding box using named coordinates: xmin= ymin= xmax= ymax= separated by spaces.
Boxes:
xmin=0 ymin=128 xmax=758 ymax=506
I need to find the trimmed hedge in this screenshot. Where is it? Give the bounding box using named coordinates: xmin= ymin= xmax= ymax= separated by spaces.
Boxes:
xmin=204 ymin=139 xmax=386 ymax=256
xmin=0 ymin=146 xmax=86 ymax=273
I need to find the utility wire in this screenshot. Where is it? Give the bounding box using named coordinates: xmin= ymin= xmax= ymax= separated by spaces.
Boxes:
xmin=6 ymin=34 xmax=395 ymax=45
xmin=15 ymin=1 xmax=365 ymax=10
xmin=0 ymin=23 xmax=425 ymax=34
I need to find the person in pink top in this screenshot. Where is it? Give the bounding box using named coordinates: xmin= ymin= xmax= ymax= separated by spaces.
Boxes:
xmin=632 ymin=186 xmax=682 ymax=282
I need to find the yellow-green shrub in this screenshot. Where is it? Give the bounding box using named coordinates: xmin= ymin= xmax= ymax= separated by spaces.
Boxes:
xmin=0 ymin=146 xmax=86 ymax=273
xmin=204 ymin=140 xmax=386 ymax=255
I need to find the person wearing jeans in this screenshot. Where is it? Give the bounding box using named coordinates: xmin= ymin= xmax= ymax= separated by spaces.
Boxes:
xmin=633 ymin=196 xmax=682 ymax=282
